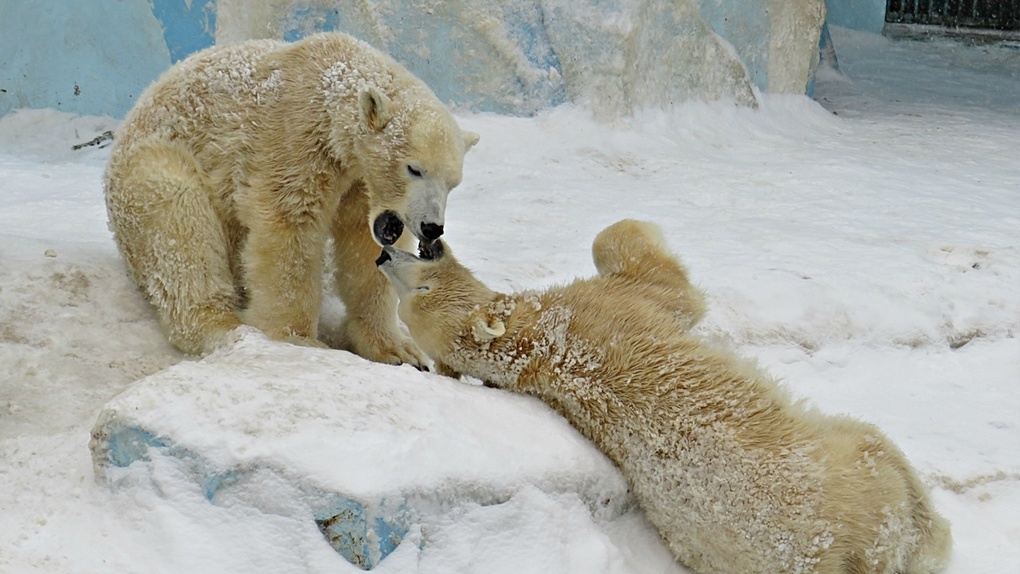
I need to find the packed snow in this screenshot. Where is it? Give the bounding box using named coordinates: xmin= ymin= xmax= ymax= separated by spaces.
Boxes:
xmin=1 ymin=26 xmax=1018 ymax=573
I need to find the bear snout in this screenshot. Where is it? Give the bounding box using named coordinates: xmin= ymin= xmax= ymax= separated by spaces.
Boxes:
xmin=420 ymin=222 xmax=444 ymax=242
xmin=373 ymin=211 xmax=404 ymax=245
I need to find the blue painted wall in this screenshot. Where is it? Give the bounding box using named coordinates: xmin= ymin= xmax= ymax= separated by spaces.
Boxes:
xmin=826 ymin=0 xmax=888 ymax=34
xmin=0 ymin=0 xmax=214 ymax=118
xmin=150 ymin=0 xmax=217 ymax=63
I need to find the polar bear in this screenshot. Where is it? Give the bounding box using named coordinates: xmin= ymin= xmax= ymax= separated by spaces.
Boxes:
xmin=376 ymin=221 xmax=952 ymax=574
xmin=104 ymin=33 xmax=479 ymax=363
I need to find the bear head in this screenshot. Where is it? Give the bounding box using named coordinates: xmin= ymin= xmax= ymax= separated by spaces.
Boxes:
xmin=375 ymin=240 xmax=502 ymax=363
xmin=351 ymin=86 xmax=480 ymax=247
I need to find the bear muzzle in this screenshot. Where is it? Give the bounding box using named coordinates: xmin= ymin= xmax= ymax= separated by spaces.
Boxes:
xmin=375 ymin=240 xmax=444 ymax=268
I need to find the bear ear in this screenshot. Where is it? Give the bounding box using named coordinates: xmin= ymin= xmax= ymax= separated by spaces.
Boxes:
xmin=472 ymin=316 xmax=505 ymax=343
xmin=359 ymin=86 xmax=392 ymax=132
xmin=463 ymin=131 xmax=480 ymax=151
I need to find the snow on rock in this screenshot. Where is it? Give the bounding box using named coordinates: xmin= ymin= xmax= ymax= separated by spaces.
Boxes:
xmin=89 ymin=328 xmax=630 ymax=569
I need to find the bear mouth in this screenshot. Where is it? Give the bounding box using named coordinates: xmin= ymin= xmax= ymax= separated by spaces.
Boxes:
xmin=372 ymin=211 xmax=404 ymax=246
xmin=418 ymin=239 xmax=444 ymax=261
xmin=373 ymin=238 xmax=443 ymax=268
xmin=374 ymin=240 xmax=442 ymax=268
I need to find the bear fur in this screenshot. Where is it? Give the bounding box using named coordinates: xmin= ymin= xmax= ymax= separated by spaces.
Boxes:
xmin=376 ymin=220 xmax=952 ymax=574
xmin=104 ymin=33 xmax=479 ymax=363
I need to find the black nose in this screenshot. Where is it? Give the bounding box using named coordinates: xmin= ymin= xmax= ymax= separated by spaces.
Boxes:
xmin=373 ymin=211 xmax=404 ymax=246
xmin=375 ymin=249 xmax=391 ymax=266
xmin=420 ymin=222 xmax=444 ymax=242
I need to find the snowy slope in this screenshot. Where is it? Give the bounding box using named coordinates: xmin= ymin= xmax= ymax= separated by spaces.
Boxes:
xmin=1 ymin=27 xmax=1018 ymax=573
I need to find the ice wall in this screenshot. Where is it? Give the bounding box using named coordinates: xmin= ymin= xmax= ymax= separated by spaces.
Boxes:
xmin=217 ymin=0 xmax=569 ymax=115
xmin=541 ymin=0 xmax=759 ymax=113
xmin=0 ymin=0 xmax=825 ymax=119
xmin=216 ymin=0 xmax=827 ymax=115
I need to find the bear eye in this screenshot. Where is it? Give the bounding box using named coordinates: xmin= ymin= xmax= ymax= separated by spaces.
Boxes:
xmin=407 ymin=165 xmax=423 ymax=178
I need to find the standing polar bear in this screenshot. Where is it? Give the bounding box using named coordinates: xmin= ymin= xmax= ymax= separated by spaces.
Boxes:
xmin=104 ymin=33 xmax=478 ymax=364
xmin=376 ymin=221 xmax=952 ymax=574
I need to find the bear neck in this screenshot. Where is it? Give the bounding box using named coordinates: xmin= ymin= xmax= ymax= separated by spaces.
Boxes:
xmin=450 ymin=292 xmax=607 ymax=397
xmin=463 ymin=290 xmax=646 ymax=468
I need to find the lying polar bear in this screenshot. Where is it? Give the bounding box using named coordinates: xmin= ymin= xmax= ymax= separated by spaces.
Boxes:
xmin=376 ymin=220 xmax=951 ymax=574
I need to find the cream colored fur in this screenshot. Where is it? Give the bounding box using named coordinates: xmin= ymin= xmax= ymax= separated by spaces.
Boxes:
xmin=377 ymin=220 xmax=952 ymax=574
xmin=104 ymin=33 xmax=478 ymax=362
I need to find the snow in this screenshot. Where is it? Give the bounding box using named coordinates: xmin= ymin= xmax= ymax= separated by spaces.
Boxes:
xmin=1 ymin=26 xmax=1019 ymax=573
xmin=88 ymin=329 xmax=630 ymax=568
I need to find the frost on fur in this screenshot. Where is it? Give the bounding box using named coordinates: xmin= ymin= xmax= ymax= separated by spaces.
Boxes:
xmin=378 ymin=219 xmax=952 ymax=574
xmin=103 ymin=33 xmax=478 ymax=366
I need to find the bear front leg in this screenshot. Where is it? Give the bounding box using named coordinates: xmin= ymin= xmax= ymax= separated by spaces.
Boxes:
xmin=331 ymin=182 xmax=428 ymax=367
xmin=241 ymin=214 xmax=329 ymax=349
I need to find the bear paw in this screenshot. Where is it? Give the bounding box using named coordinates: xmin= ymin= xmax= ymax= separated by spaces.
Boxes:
xmin=344 ymin=318 xmax=429 ymax=369
xmin=379 ymin=339 xmax=429 ymax=370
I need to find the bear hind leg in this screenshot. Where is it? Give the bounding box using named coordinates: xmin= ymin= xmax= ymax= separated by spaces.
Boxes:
xmin=592 ymin=219 xmax=706 ymax=329
xmin=109 ymin=140 xmax=242 ymax=355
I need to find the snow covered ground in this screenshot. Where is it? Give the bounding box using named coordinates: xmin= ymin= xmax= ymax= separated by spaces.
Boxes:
xmin=1 ymin=26 xmax=1018 ymax=573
